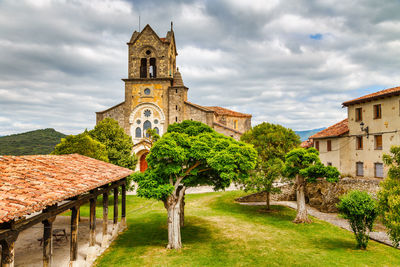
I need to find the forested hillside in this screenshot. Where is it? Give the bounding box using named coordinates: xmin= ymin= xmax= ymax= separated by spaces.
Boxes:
xmin=0 ymin=128 xmax=66 ymax=155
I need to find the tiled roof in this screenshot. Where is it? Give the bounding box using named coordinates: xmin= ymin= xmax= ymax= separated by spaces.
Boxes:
xmin=184 ymin=102 xmax=252 ymax=118
xmin=0 ymin=154 xmax=133 ymax=223
xmin=342 ymin=86 xmax=400 ymax=106
xmin=309 ymin=119 xmax=349 ymax=139
xmin=204 ymin=106 xmax=252 ymax=118
xmin=300 ymin=139 xmax=313 ymax=148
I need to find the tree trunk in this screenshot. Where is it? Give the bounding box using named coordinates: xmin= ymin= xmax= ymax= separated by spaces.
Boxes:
xmin=293 ymin=174 xmax=311 ymax=223
xmin=178 ymin=186 xmax=185 ymax=227
xmin=164 ymin=196 xmax=182 ymax=249
xmin=266 ymin=191 xmax=270 ymax=210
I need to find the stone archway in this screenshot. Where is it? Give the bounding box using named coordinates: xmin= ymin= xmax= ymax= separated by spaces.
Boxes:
xmin=140 ymin=152 xmax=149 ymax=172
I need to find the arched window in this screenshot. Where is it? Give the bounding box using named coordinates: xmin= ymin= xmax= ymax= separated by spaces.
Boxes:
xmin=149 ymin=58 xmax=156 ymax=78
xmin=140 ymin=58 xmax=147 ymax=78
xmin=135 ymin=127 xmax=142 ymax=138
xmin=143 ymin=120 xmax=152 ymax=137
xmin=154 ymin=127 xmax=159 ymax=135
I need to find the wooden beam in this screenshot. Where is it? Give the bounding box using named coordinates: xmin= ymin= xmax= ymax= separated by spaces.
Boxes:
xmin=42 ymin=216 xmax=56 ymax=267
xmin=0 ymin=233 xmax=18 ymax=267
xmin=121 ymin=181 xmax=127 ymax=229
xmin=89 ymin=195 xmax=97 ymax=247
xmin=101 ymin=191 xmax=109 ymax=248
xmin=0 ymin=178 xmax=126 ymax=241
xmin=69 ymin=206 xmax=79 ymax=264
xmin=113 ymin=187 xmax=118 ymax=225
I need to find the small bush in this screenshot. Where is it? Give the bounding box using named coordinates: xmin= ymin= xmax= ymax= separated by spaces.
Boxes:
xmin=378 ymin=146 xmax=400 ymax=247
xmin=337 ymin=190 xmax=378 ymax=249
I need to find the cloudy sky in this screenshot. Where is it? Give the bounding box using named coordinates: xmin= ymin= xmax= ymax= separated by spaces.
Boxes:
xmin=1 ymin=0 xmax=399 ymax=135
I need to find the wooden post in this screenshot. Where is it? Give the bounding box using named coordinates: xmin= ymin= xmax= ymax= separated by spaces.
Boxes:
xmin=0 ymin=233 xmax=18 ymax=267
xmin=70 ymin=206 xmax=79 ymax=265
xmin=89 ymin=196 xmax=97 ymax=247
xmin=101 ymin=191 xmax=109 ymax=248
xmin=113 ymin=187 xmax=118 ymax=226
xmin=42 ymin=216 xmax=56 ymax=267
xmin=121 ymin=181 xmax=127 ymax=230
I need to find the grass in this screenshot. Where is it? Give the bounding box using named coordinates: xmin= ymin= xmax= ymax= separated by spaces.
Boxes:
xmin=76 ymin=191 xmax=399 ymax=267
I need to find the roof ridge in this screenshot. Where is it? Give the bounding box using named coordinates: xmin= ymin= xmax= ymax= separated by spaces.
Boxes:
xmin=310 ymin=118 xmax=348 ymax=139
xmin=343 ymin=85 xmax=400 ymax=106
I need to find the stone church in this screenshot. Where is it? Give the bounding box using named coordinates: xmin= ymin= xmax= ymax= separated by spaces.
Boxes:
xmin=96 ymin=24 xmax=252 ymax=171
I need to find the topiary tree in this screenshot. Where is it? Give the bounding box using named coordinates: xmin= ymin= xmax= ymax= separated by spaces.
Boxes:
xmin=89 ymin=118 xmax=136 ymax=170
xmin=133 ymin=120 xmax=257 ymax=249
xmin=52 ymin=133 xmax=108 ymax=162
xmin=283 ymin=147 xmax=340 ymax=223
xmin=378 ymin=146 xmax=400 ymax=247
xmin=240 ymin=122 xmax=300 ymax=210
xmin=337 ymin=190 xmax=378 ymax=249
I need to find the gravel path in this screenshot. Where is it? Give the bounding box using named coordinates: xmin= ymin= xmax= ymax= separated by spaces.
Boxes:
xmin=240 ymin=200 xmax=397 ymax=249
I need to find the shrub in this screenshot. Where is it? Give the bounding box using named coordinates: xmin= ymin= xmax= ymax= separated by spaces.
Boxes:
xmin=337 ymin=190 xmax=378 ymax=249
xmin=378 ymin=146 xmax=400 ymax=247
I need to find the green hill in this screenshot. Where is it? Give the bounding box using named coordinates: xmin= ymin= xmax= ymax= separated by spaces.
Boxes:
xmin=0 ymin=128 xmax=66 ymax=156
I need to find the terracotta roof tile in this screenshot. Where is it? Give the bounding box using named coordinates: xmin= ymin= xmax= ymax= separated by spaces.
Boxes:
xmin=310 ymin=119 xmax=349 ymax=139
xmin=204 ymin=106 xmax=252 ymax=118
xmin=300 ymin=139 xmax=313 ymax=148
xmin=343 ymin=86 xmax=400 ymax=106
xmin=0 ymin=154 xmax=133 ymax=223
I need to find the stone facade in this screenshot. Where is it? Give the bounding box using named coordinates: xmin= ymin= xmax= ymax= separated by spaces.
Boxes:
xmin=310 ymin=87 xmax=400 ymax=179
xmin=96 ymin=24 xmax=252 ymax=170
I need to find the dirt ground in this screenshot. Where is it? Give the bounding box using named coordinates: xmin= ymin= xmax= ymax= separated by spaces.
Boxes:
xmin=12 ymin=216 xmax=115 ymax=267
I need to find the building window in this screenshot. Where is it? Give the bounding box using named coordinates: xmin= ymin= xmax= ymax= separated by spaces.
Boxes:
xmin=149 ymin=58 xmax=157 ymax=78
xmin=176 ymin=89 xmax=178 ymax=93
xmin=315 ymin=141 xmax=319 ymax=151
xmin=135 ymin=127 xmax=141 ymax=138
xmin=355 ymin=107 xmax=362 ymax=122
xmin=373 ymin=104 xmax=382 ymax=119
xmin=375 ymin=163 xmax=384 ymax=178
xmin=176 ymin=105 xmax=178 ymax=110
xmin=327 ymin=140 xmax=332 ymax=151
xmin=144 ymin=88 xmax=151 ymax=95
xmin=143 ymin=120 xmax=151 ymax=137
xmin=356 ymin=136 xmax=363 ymax=150
xmin=154 ymin=127 xmax=159 ymax=135
xmin=140 ymin=58 xmax=147 ymax=78
xmin=327 ymin=162 xmax=332 ymax=166
xmin=375 ymin=135 xmax=382 ymax=150
xmin=233 ymin=120 xmax=238 ymax=130
xmin=175 ymin=116 xmax=178 ymax=122
xmin=356 ymin=162 xmax=364 ymax=176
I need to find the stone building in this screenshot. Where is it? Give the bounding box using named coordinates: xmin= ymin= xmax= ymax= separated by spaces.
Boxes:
xmin=309 ymin=86 xmax=400 ymax=178
xmin=96 ymin=24 xmax=252 ymax=171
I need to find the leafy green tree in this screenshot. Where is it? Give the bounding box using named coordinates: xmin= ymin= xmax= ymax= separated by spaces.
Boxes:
xmin=240 ymin=123 xmax=300 ymax=210
xmin=89 ymin=118 xmax=136 ymax=170
xmin=338 ymin=190 xmax=378 ymax=249
xmin=133 ymin=120 xmax=257 ymax=249
xmin=378 ymin=146 xmax=400 ymax=247
xmin=283 ymin=148 xmax=340 ymax=223
xmin=51 ymin=133 xmax=108 ymax=162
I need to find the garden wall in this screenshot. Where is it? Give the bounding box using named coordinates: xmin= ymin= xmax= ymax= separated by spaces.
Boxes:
xmin=236 ymin=177 xmax=381 ymax=213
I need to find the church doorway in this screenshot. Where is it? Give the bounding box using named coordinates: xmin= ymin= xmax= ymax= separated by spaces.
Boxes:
xmin=140 ymin=152 xmax=149 ymax=172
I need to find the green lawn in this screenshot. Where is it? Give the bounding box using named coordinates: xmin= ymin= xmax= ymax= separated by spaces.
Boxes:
xmin=78 ymin=191 xmax=400 ymax=266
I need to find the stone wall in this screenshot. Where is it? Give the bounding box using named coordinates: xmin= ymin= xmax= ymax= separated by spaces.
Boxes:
xmin=96 ymin=102 xmax=125 ymax=130
xmin=236 ymin=177 xmax=381 ymax=213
